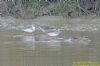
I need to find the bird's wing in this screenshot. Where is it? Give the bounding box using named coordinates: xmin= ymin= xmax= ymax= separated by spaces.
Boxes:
xmin=22 ymin=28 xmax=33 ymax=32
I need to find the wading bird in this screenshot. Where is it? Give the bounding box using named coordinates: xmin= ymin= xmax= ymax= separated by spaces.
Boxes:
xmin=39 ymin=25 xmax=61 ymax=39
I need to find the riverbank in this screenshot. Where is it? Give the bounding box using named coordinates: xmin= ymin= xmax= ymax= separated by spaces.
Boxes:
xmin=0 ymin=16 xmax=100 ymax=32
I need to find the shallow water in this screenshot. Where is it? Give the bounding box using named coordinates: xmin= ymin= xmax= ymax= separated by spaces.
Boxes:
xmin=0 ymin=16 xmax=100 ymax=66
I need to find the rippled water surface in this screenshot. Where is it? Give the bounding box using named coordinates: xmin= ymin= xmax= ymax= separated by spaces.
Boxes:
xmin=0 ymin=16 xmax=100 ymax=66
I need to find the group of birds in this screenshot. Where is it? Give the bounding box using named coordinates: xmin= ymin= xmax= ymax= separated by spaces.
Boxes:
xmin=21 ymin=22 xmax=61 ymax=38
xmin=20 ymin=22 xmax=91 ymax=43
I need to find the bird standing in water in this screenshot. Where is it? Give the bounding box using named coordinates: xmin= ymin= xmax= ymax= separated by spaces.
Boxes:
xmin=39 ymin=25 xmax=61 ymax=40
xmin=21 ymin=22 xmax=42 ymax=33
xmin=22 ymin=24 xmax=36 ymax=33
xmin=65 ymin=36 xmax=91 ymax=44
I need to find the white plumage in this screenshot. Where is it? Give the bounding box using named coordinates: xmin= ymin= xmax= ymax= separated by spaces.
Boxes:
xmin=22 ymin=24 xmax=36 ymax=33
xmin=47 ymin=32 xmax=60 ymax=36
xmin=39 ymin=25 xmax=61 ymax=37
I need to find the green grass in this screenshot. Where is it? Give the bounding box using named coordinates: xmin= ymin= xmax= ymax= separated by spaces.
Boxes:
xmin=3 ymin=0 xmax=78 ymax=18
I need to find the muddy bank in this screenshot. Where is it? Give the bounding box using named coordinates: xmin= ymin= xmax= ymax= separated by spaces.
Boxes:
xmin=33 ymin=16 xmax=100 ymax=32
xmin=0 ymin=16 xmax=16 ymax=29
xmin=0 ymin=16 xmax=99 ymax=32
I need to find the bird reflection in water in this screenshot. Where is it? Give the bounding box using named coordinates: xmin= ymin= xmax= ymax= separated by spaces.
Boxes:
xmin=21 ymin=35 xmax=35 ymax=44
xmin=47 ymin=40 xmax=62 ymax=51
xmin=38 ymin=35 xmax=63 ymax=51
xmin=65 ymin=36 xmax=91 ymax=44
xmin=21 ymin=35 xmax=35 ymax=48
xmin=12 ymin=34 xmax=36 ymax=49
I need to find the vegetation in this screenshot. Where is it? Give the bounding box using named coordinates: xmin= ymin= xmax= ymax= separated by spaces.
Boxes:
xmin=0 ymin=0 xmax=100 ymax=18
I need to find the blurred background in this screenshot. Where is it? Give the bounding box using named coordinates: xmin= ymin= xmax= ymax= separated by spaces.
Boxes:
xmin=0 ymin=0 xmax=100 ymax=66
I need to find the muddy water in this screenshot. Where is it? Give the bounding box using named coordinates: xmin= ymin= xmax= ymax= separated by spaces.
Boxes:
xmin=0 ymin=16 xmax=100 ymax=66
